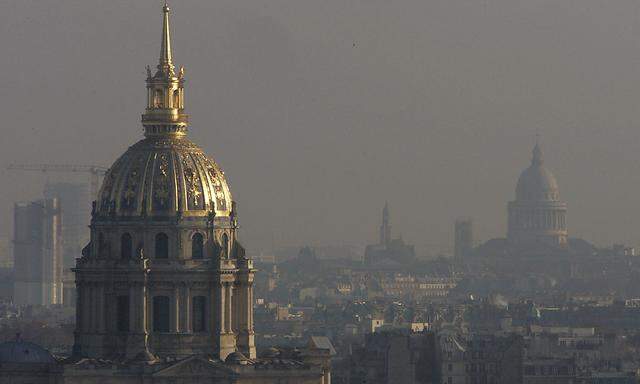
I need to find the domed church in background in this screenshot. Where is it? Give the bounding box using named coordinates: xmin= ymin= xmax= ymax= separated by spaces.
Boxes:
xmin=0 ymin=4 xmax=332 ymax=383
xmin=507 ymin=141 xmax=568 ymax=248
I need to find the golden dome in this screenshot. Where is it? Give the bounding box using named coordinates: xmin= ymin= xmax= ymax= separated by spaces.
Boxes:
xmin=96 ymin=4 xmax=232 ymax=219
xmin=97 ymin=135 xmax=232 ymax=218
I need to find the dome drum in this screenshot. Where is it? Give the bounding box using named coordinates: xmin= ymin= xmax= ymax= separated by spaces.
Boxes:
xmin=85 ymin=221 xmax=235 ymax=262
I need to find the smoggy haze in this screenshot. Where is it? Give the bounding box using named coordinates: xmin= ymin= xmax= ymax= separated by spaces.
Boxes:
xmin=1 ymin=0 xmax=639 ymax=254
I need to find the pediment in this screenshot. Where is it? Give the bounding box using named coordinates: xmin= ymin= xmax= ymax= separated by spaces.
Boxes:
xmin=153 ymin=356 xmax=235 ymax=378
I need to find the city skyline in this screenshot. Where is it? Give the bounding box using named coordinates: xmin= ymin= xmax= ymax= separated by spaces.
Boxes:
xmin=1 ymin=1 xmax=640 ymax=252
xmin=3 ymin=3 xmax=640 ymax=383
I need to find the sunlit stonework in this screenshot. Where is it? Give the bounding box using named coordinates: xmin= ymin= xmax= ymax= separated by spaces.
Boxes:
xmin=74 ymin=3 xmax=255 ymax=362
xmin=0 ymin=5 xmax=333 ymax=383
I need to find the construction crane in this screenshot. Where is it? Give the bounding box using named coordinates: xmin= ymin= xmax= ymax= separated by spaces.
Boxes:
xmin=6 ymin=163 xmax=109 ymax=200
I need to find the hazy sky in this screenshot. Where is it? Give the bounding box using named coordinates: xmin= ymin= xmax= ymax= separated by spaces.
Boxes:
xmin=1 ymin=0 xmax=640 ymax=255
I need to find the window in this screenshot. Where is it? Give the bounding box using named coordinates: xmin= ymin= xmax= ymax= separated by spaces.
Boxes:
xmin=192 ymin=296 xmax=206 ymax=332
xmin=192 ymin=233 xmax=204 ymax=259
xmin=155 ymin=233 xmax=169 ymax=259
xmin=221 ymin=233 xmax=229 ymax=258
xmin=117 ymin=296 xmax=129 ymax=332
xmin=173 ymin=89 xmax=180 ymax=108
xmin=154 ymin=89 xmax=164 ymax=108
xmin=153 ymin=296 xmax=170 ymax=332
xmin=121 ymin=233 xmax=132 ymax=259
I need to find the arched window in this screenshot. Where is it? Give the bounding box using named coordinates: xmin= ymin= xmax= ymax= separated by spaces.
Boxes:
xmin=153 ymin=296 xmax=170 ymax=332
xmin=154 ymin=89 xmax=164 ymax=108
xmin=192 ymin=233 xmax=204 ymax=259
xmin=192 ymin=296 xmax=206 ymax=332
xmin=221 ymin=233 xmax=229 ymax=258
xmin=116 ymin=295 xmax=129 ymax=332
xmin=121 ymin=233 xmax=133 ymax=259
xmin=155 ymin=233 xmax=169 ymax=259
xmin=173 ymin=89 xmax=180 ymax=109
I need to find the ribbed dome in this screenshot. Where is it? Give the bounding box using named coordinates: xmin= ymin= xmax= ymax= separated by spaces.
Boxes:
xmin=97 ymin=135 xmax=232 ymax=218
xmin=515 ymin=143 xmax=560 ymax=202
xmin=0 ymin=341 xmax=55 ymax=364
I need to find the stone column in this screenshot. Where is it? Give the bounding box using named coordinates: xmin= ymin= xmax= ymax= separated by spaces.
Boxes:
xmin=145 ymin=285 xmax=152 ymax=332
xmin=216 ymin=282 xmax=225 ymax=334
xmin=183 ymin=284 xmax=192 ymax=333
xmin=225 ymin=283 xmax=233 ymax=333
xmin=172 ymin=285 xmax=180 ymax=333
xmin=129 ymin=283 xmax=137 ymax=332
xmin=97 ymin=283 xmax=105 ymax=333
xmin=233 ymin=282 xmax=242 ymax=333
xmin=88 ymin=284 xmax=96 ymax=332
xmin=248 ymin=282 xmax=254 ymax=332
xmin=137 ymin=283 xmax=146 ymax=333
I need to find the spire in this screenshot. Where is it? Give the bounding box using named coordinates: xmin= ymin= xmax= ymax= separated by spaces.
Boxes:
xmin=531 ymin=138 xmax=543 ymax=166
xmin=142 ymin=3 xmax=188 ymax=136
xmin=158 ymin=2 xmax=175 ymax=75
xmin=380 ymin=202 xmax=391 ymax=247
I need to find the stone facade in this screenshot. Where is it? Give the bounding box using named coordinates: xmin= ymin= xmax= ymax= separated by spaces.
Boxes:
xmin=72 ymin=3 xmax=253 ymax=362
xmin=0 ymin=4 xmax=331 ymax=383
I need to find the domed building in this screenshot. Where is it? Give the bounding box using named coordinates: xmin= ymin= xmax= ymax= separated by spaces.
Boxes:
xmin=0 ymin=339 xmax=60 ymax=382
xmin=507 ymin=142 xmax=567 ymax=247
xmin=12 ymin=5 xmax=333 ymax=384
xmin=72 ymin=2 xmax=253 ymax=362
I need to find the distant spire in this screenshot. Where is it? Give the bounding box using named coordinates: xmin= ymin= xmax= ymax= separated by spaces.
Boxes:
xmin=531 ymin=140 xmax=543 ymax=166
xmin=380 ymin=202 xmax=391 ymax=247
xmin=158 ymin=2 xmax=175 ymax=75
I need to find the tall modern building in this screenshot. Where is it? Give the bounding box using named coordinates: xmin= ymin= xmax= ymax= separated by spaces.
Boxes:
xmin=13 ymin=199 xmax=63 ymax=306
xmin=507 ymin=142 xmax=567 ymax=247
xmin=44 ymin=182 xmax=91 ymax=269
xmin=454 ymin=218 xmax=473 ymax=260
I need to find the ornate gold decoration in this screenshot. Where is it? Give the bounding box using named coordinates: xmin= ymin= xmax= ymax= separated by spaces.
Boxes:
xmin=182 ymin=154 xmax=202 ymax=208
xmin=94 ymin=4 xmax=232 ymax=219
xmin=153 ymin=153 xmax=171 ymax=209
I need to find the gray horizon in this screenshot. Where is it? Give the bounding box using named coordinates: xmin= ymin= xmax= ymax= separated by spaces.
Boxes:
xmin=1 ymin=0 xmax=639 ymax=256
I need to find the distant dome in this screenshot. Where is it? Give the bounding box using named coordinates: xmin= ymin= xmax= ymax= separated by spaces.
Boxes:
xmin=507 ymin=141 xmax=568 ymax=247
xmin=96 ymin=135 xmax=232 ymax=218
xmin=515 ymin=143 xmax=560 ymax=201
xmin=0 ymin=341 xmax=55 ymax=364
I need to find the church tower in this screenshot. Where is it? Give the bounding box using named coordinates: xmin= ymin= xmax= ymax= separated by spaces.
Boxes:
xmin=72 ymin=4 xmax=256 ymax=361
xmin=379 ymin=202 xmax=391 ymax=247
